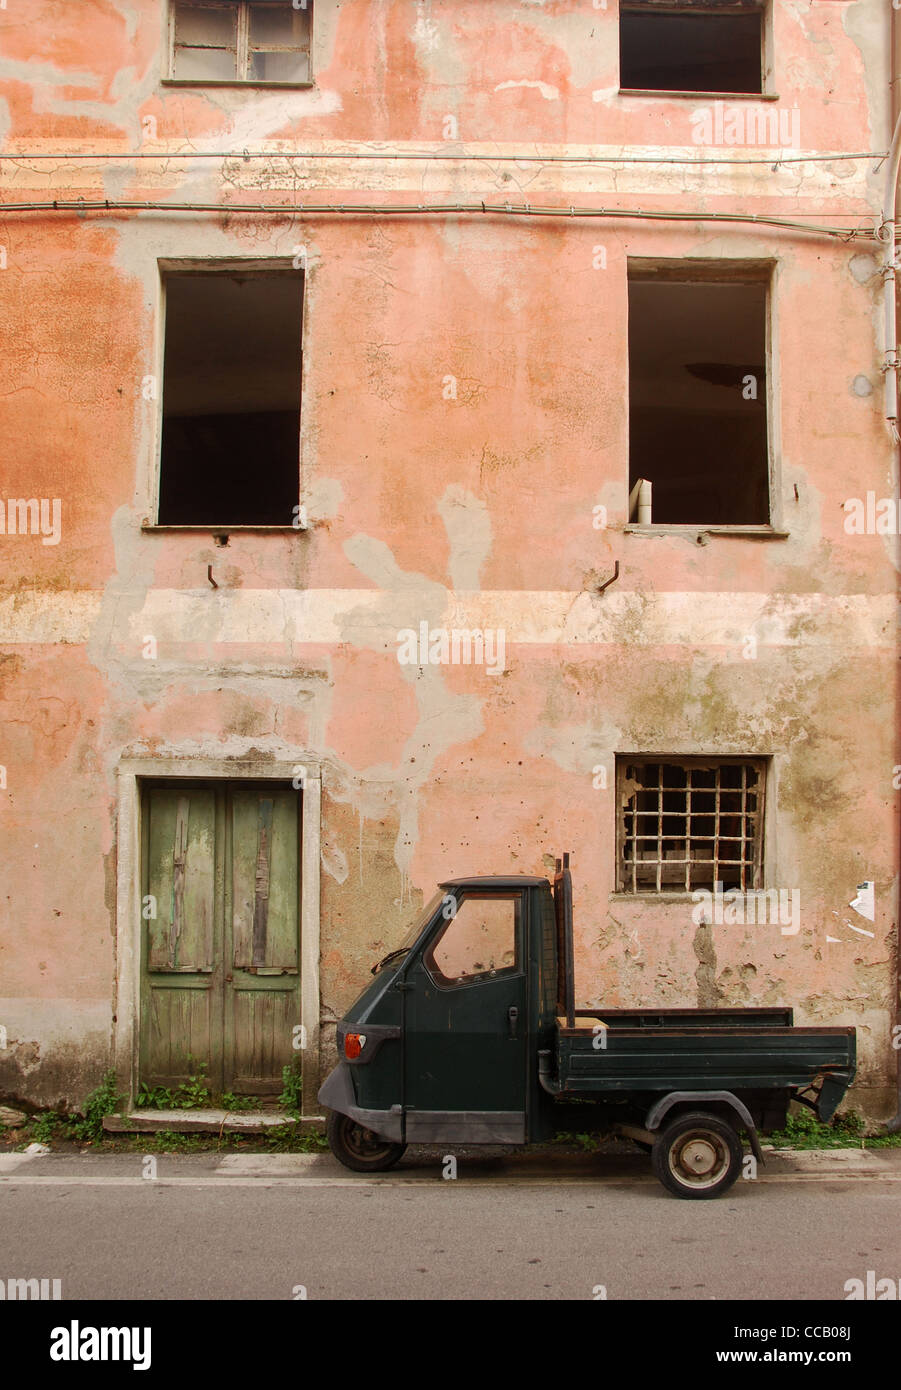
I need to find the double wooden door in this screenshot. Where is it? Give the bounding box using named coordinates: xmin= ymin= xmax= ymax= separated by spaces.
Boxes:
xmin=140 ymin=781 xmax=301 ymax=1095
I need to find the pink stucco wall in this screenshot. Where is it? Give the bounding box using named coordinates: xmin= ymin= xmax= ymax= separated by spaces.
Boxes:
xmin=0 ymin=0 xmax=897 ymax=1117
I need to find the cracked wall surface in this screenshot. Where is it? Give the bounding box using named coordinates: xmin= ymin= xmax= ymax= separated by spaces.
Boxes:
xmin=0 ymin=0 xmax=897 ymax=1117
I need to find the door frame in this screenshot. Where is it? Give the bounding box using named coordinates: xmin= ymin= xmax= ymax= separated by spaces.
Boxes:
xmin=114 ymin=755 xmax=321 ymax=1117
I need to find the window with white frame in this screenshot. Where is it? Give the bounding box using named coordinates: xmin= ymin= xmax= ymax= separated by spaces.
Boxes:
xmin=170 ymin=1 xmax=312 ymax=84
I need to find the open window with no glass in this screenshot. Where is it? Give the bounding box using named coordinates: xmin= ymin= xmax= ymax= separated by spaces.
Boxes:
xmin=620 ymin=2 xmax=765 ymax=96
xmin=157 ymin=265 xmax=303 ymax=527
xmin=627 ymin=263 xmax=771 ymax=528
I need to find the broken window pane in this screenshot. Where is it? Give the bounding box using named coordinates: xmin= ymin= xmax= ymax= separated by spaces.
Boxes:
xmin=174 ymin=46 xmax=237 ymax=80
xmin=158 ymin=271 xmax=303 ymax=526
xmin=174 ymin=3 xmax=236 ymax=47
xmin=249 ymin=4 xmax=311 ymax=45
xmin=249 ymin=49 xmax=310 ymax=82
xmin=620 ymin=7 xmax=762 ymax=94
xmin=618 ymin=758 xmax=766 ymax=893
xmin=173 ymin=1 xmax=238 ymax=78
xmin=628 ymin=274 xmax=769 ymax=526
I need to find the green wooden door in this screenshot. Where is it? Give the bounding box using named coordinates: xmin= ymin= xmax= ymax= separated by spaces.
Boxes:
xmin=140 ymin=782 xmax=301 ymax=1096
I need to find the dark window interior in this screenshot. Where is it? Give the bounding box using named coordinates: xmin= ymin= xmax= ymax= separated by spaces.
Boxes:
xmin=620 ymin=9 xmax=762 ymax=94
xmin=159 ymin=271 xmax=302 ymax=525
xmin=628 ymin=275 xmax=768 ymax=525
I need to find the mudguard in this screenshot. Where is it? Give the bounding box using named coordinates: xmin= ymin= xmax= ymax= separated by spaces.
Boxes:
xmin=317 ymin=1061 xmax=404 ymax=1143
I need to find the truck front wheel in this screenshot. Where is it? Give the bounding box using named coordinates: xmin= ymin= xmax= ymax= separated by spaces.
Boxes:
xmin=326 ymin=1110 xmax=407 ymax=1173
xmin=651 ymin=1111 xmax=743 ymax=1200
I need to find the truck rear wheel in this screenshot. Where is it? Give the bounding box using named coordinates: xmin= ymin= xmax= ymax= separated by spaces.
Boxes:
xmin=326 ymin=1110 xmax=407 ymax=1173
xmin=651 ymin=1111 xmax=743 ymax=1200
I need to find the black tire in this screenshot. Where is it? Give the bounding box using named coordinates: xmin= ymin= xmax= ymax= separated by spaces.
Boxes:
xmin=326 ymin=1109 xmax=407 ymax=1173
xmin=651 ymin=1111 xmax=743 ymax=1200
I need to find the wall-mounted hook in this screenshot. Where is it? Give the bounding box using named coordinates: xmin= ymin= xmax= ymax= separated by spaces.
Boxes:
xmin=597 ymin=560 xmax=620 ymax=596
xmin=207 ymin=564 xmax=218 ymax=589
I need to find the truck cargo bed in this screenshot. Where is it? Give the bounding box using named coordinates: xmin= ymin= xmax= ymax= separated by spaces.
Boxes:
xmin=554 ymin=1021 xmax=856 ymax=1116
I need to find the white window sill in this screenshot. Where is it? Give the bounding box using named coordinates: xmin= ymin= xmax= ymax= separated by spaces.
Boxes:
xmin=624 ymin=524 xmax=788 ymax=540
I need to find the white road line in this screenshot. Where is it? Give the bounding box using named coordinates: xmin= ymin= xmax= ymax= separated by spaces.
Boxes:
xmin=0 ymin=1172 xmax=898 ymax=1189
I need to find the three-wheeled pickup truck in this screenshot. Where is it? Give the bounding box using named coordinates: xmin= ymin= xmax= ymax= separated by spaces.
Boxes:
xmin=318 ymin=856 xmax=856 ymax=1198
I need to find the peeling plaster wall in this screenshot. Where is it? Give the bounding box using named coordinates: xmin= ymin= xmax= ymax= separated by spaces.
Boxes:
xmin=0 ymin=0 xmax=897 ymax=1116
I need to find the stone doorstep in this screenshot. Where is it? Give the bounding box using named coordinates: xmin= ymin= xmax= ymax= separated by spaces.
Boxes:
xmin=103 ymin=1110 xmax=325 ymax=1134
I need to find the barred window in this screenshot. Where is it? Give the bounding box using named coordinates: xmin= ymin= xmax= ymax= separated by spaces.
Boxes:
xmin=170 ymin=2 xmax=312 ymax=85
xmin=617 ymin=757 xmax=765 ymax=894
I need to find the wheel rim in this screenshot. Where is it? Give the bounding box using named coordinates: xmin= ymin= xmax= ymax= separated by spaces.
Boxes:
xmin=667 ymin=1128 xmax=730 ymax=1190
xmin=343 ymin=1120 xmax=394 ymax=1160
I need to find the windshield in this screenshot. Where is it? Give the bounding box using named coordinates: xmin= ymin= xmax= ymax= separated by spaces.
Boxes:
xmin=397 ymin=890 xmax=445 ymax=950
xmin=371 ymin=890 xmax=446 ymax=973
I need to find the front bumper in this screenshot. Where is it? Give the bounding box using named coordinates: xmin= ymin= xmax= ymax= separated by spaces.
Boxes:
xmin=317 ymin=1061 xmax=404 ymax=1143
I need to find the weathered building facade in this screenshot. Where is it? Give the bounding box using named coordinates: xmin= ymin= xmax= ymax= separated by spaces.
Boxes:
xmin=0 ymin=0 xmax=898 ymax=1123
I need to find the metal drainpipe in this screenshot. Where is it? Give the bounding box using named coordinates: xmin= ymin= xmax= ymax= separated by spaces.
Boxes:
xmin=886 ymin=4 xmax=901 ymax=1131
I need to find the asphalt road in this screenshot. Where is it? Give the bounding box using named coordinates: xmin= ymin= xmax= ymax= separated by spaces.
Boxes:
xmin=1 ymin=1148 xmax=900 ymax=1301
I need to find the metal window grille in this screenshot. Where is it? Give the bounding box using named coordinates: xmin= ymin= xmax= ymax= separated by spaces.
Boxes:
xmin=617 ymin=757 xmax=765 ymax=894
xmin=172 ymin=1 xmax=312 ymax=84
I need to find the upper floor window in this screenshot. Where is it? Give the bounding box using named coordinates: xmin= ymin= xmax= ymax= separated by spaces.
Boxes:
xmin=627 ymin=261 xmax=770 ymax=527
xmin=157 ymin=262 xmax=303 ymax=527
xmin=620 ymin=2 xmax=764 ymax=96
xmin=169 ymin=1 xmax=312 ymax=85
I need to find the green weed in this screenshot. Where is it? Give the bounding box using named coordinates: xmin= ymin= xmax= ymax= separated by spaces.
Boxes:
xmin=765 ymin=1106 xmax=899 ymax=1149
xmin=28 ymin=1111 xmax=62 ymax=1144
xmin=219 ymin=1092 xmax=256 ymax=1112
xmin=136 ymin=1059 xmax=212 ymax=1110
xmin=278 ymin=1065 xmax=303 ymax=1118
xmin=68 ymin=1071 xmax=123 ymax=1144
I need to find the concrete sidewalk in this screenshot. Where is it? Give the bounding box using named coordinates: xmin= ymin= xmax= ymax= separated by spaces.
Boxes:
xmin=1 ymin=1144 xmax=899 ymax=1186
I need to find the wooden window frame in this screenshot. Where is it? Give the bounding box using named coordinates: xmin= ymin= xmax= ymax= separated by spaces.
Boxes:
xmin=167 ymin=0 xmax=313 ymax=88
xmin=147 ymin=256 xmax=307 ymax=532
xmin=619 ymin=0 xmax=773 ymax=101
xmin=625 ymin=257 xmax=782 ymax=537
xmin=615 ymin=755 xmax=767 ymax=895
